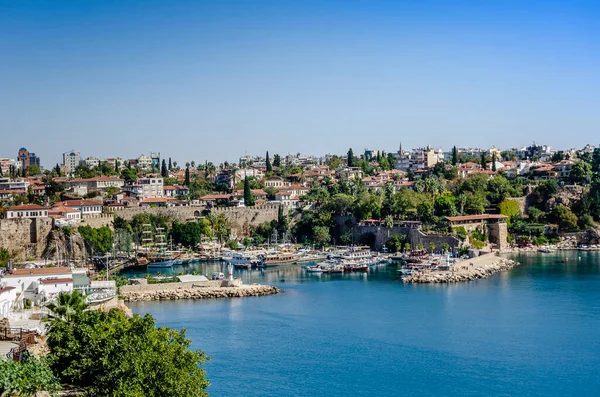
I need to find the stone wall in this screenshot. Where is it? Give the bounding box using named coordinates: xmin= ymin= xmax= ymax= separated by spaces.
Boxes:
xmin=0 ymin=218 xmax=53 ymax=260
xmin=110 ymin=205 xmax=286 ymax=236
xmin=81 ymin=214 xmax=115 ymax=229
xmin=352 ymin=225 xmax=461 ymax=252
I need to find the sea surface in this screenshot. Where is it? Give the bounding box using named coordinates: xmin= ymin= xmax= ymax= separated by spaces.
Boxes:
xmin=127 ymin=251 xmax=600 ymax=396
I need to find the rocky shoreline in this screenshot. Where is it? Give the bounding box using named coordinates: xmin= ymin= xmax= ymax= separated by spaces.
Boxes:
xmin=402 ymin=255 xmax=519 ymax=284
xmin=120 ymin=283 xmax=281 ymax=302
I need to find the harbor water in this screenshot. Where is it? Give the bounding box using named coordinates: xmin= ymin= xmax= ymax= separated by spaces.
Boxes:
xmin=128 ymin=251 xmax=600 ymax=396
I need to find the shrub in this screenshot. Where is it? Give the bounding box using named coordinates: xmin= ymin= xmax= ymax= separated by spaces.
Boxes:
xmin=0 ymin=358 xmax=60 ymax=396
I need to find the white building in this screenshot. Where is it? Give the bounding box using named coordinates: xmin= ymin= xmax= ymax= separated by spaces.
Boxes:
xmin=49 ymin=204 xmax=82 ymax=222
xmin=84 ymin=157 xmax=101 ymax=169
xmin=0 ymin=177 xmax=30 ymax=191
xmin=6 ymin=204 xmax=49 ymax=219
xmin=137 ymin=154 xmax=153 ymax=170
xmin=65 ymin=176 xmax=124 ymax=193
xmin=0 ymin=286 xmax=17 ymax=317
xmin=62 ymin=199 xmax=103 ymax=216
xmin=62 ymin=150 xmax=81 ymax=175
xmin=265 ymin=176 xmax=291 ymax=188
xmin=1 ymin=267 xmax=73 ymax=307
xmin=138 ymin=176 xmax=164 ymax=199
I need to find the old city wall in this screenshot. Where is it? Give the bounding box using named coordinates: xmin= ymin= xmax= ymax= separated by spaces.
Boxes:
xmin=81 ymin=214 xmax=115 ymax=229
xmin=353 ymin=225 xmax=461 ymax=252
xmin=110 ymin=205 xmax=286 ymax=236
xmin=0 ymin=218 xmax=53 ymax=260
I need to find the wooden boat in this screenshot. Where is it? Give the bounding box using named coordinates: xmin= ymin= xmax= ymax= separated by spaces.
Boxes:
xmin=257 ymin=253 xmax=300 ymax=266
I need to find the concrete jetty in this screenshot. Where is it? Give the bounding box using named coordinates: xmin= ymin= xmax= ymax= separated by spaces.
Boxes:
xmin=403 ymin=253 xmax=519 ymax=284
xmin=120 ymin=280 xmax=281 ymax=302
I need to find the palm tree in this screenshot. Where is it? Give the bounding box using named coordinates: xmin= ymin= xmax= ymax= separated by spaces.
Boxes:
xmin=442 ymin=243 xmax=450 ymax=254
xmin=429 ymin=242 xmax=436 ymax=254
xmin=384 ymin=215 xmax=394 ymax=238
xmin=47 ymin=290 xmax=88 ymax=323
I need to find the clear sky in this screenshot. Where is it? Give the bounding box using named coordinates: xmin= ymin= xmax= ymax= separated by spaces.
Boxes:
xmin=1 ymin=0 xmax=599 ymax=167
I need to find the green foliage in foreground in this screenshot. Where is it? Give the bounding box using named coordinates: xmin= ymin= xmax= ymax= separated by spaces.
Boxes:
xmin=47 ymin=309 xmax=209 ymax=397
xmin=0 ymin=357 xmax=61 ymax=396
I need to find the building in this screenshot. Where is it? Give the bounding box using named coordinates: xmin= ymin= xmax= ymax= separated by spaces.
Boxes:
xmin=1 ymin=267 xmax=73 ymax=307
xmin=0 ymin=286 xmax=17 ymax=317
xmin=0 ymin=158 xmax=19 ymax=176
xmin=6 ymin=204 xmax=49 ymax=219
xmin=17 ymin=147 xmax=40 ymax=170
xmin=553 ymin=160 xmax=575 ymax=179
xmin=138 ymin=176 xmax=164 ymax=199
xmin=49 ymin=204 xmax=82 ymax=222
xmin=65 ymin=176 xmax=124 ymax=194
xmin=265 ymin=176 xmax=291 ymax=188
xmin=62 ymin=150 xmax=81 ymax=175
xmin=339 ymin=167 xmax=363 ymax=180
xmin=163 ymin=185 xmax=189 ymax=197
xmin=0 ymin=177 xmax=30 ymax=191
xmin=62 ymin=199 xmax=103 ymax=216
xmin=396 ymin=147 xmax=440 ymax=171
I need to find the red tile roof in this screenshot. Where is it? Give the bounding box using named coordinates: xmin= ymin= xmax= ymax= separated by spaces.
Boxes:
xmin=62 ymin=200 xmax=102 ymax=207
xmin=6 ymin=267 xmax=71 ymax=277
xmin=8 ymin=204 xmax=48 ymax=211
xmin=39 ymin=278 xmax=73 ymax=284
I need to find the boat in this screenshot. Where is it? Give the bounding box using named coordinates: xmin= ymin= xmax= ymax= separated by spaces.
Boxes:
xmin=342 ymin=260 xmax=369 ymax=272
xmin=143 ymin=225 xmax=176 ymax=268
xmin=306 ymin=265 xmax=324 ymax=273
xmin=86 ymin=290 xmax=117 ymax=304
xmin=257 ymin=252 xmax=301 ymax=267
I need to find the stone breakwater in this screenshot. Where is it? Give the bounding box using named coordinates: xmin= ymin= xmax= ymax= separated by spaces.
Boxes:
xmin=403 ymin=254 xmax=519 ymax=284
xmin=121 ymin=282 xmax=281 ymax=302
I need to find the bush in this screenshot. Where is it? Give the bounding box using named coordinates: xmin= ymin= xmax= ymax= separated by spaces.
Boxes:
xmin=454 ymin=226 xmax=467 ymax=240
xmin=225 ymin=240 xmax=239 ymax=250
xmin=0 ymin=357 xmax=61 ymax=396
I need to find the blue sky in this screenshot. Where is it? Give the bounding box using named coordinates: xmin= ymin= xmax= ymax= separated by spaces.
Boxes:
xmin=1 ymin=0 xmax=598 ymax=167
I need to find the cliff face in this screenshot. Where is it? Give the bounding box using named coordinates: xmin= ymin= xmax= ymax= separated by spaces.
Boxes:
xmin=43 ymin=229 xmax=90 ymax=263
xmin=546 ymin=185 xmax=587 ymax=212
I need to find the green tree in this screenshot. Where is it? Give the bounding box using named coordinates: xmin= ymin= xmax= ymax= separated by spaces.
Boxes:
xmin=491 ymin=153 xmax=497 ymax=172
xmin=480 ymin=153 xmax=487 ymax=170
xmin=244 ymin=176 xmax=255 ymax=206
xmin=184 ymin=166 xmax=191 ymax=186
xmin=498 ymin=199 xmax=520 ymax=219
xmin=273 ymin=154 xmax=281 ymax=167
xmin=161 ymin=159 xmax=168 ymax=177
xmin=452 ymin=146 xmax=458 ymax=166
xmin=569 ymin=161 xmax=592 ymax=184
xmin=54 ymin=163 xmax=62 ymax=176
xmin=312 ymin=226 xmax=330 ymax=247
xmin=551 ymin=151 xmax=565 ymax=163
xmin=168 ymin=157 xmax=172 ymax=170
xmin=429 ymin=242 xmax=436 ymax=253
xmin=347 ymin=148 xmax=354 ymax=167
xmin=78 ymin=225 xmax=113 ymax=254
xmin=549 ymin=205 xmax=578 ymax=231
xmin=385 ymin=233 xmax=406 ymax=253
xmin=266 ymin=151 xmax=272 ymax=172
xmin=0 ymin=248 xmax=10 ymax=266
xmin=277 ymin=205 xmax=288 ymax=238
xmin=47 ymin=309 xmax=209 ymax=397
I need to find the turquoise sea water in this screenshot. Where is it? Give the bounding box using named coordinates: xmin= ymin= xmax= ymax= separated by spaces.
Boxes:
xmin=128 ymin=252 xmax=600 ymax=396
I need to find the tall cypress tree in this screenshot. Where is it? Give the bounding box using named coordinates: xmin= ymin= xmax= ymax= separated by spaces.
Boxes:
xmin=266 ymin=151 xmax=272 ymax=172
xmin=161 ymin=159 xmax=168 ymax=177
xmin=452 ymin=146 xmax=458 ymax=166
xmin=168 ymin=157 xmax=172 ymax=170
xmin=491 ymin=153 xmax=497 ymax=172
xmin=184 ymin=166 xmax=190 ymax=185
xmin=244 ymin=176 xmax=255 ymax=206
xmin=347 ymin=148 xmax=354 ymax=167
xmin=481 ymin=153 xmax=487 ymax=170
